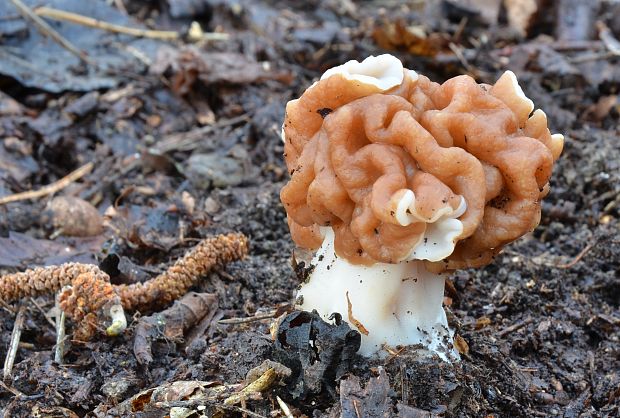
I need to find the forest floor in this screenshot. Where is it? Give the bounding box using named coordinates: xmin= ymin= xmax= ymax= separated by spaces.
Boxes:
xmin=0 ymin=0 xmax=618 ymax=417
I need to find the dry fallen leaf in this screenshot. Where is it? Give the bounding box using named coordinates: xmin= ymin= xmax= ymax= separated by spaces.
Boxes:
xmin=150 ymin=46 xmax=292 ymax=95
xmin=373 ymin=20 xmax=448 ymax=57
xmin=454 ymin=334 xmax=469 ymax=355
xmin=475 ymin=316 xmax=492 ymax=330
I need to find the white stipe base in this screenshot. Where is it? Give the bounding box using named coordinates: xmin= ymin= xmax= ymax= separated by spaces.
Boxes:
xmin=296 ymin=229 xmax=458 ymax=362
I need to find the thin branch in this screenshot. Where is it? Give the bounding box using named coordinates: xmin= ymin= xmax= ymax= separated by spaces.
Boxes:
xmin=498 ymin=317 xmax=534 ymax=337
xmin=34 ymin=7 xmax=229 ymax=42
xmin=54 ymin=295 xmax=66 ymax=364
xmin=29 ymin=297 xmax=56 ymax=329
xmin=0 ymin=380 xmax=24 ymax=397
xmin=218 ymin=310 xmax=277 ymax=325
xmin=0 ymin=162 xmax=93 ymax=205
xmin=35 ymin=6 xmax=179 ymax=40
xmin=8 ymin=0 xmax=92 ymax=64
xmin=3 ymin=305 xmax=26 ymax=381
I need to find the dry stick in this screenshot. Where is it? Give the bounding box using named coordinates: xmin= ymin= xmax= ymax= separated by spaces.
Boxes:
xmin=112 ymin=0 xmax=128 ymax=14
xmin=0 ymin=162 xmax=93 ymax=205
xmin=498 ymin=317 xmax=534 ymax=338
xmin=35 ymin=6 xmax=229 ymax=41
xmin=8 ymin=0 xmax=91 ymax=64
xmin=0 ymin=298 xmax=17 ymax=315
xmin=54 ymin=295 xmax=66 ymax=364
xmin=0 ymin=379 xmax=24 ymax=397
xmin=154 ymin=114 xmax=250 ymax=154
xmin=35 ymin=6 xmax=178 ymax=40
xmin=29 ymin=297 xmax=56 ymax=328
xmin=3 ymin=305 xmax=26 ymax=381
xmin=217 ymin=405 xmax=268 ymax=418
xmin=218 ymin=310 xmax=277 ymax=325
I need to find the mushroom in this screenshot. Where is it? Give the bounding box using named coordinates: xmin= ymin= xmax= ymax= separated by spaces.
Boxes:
xmin=280 ymin=54 xmax=563 ymax=360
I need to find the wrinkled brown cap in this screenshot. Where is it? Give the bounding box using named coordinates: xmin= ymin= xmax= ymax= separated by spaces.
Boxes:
xmin=281 ymin=56 xmax=563 ymax=270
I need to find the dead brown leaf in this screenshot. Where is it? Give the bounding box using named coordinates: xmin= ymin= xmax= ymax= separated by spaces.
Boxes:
xmin=373 ymin=20 xmax=448 ymax=57
xmin=475 ymin=316 xmax=492 ymax=330
xmin=150 ymin=46 xmax=292 ymax=95
xmin=133 ymin=292 xmax=218 ymax=365
xmin=454 ymin=334 xmax=469 ymax=355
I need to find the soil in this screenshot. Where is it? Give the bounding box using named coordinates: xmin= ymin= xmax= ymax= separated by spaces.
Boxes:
xmin=0 ymin=1 xmax=619 ymax=417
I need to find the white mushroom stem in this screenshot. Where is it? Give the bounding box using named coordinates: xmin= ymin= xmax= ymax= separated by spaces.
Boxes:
xmin=296 ymin=229 xmax=458 ymax=362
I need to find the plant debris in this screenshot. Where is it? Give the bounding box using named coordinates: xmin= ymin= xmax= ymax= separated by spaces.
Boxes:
xmin=272 ymin=310 xmax=361 ymax=403
xmin=133 ymin=292 xmax=218 ymax=365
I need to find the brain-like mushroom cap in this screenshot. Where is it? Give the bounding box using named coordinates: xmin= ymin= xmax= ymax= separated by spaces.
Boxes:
xmin=281 ymin=55 xmax=563 ymax=270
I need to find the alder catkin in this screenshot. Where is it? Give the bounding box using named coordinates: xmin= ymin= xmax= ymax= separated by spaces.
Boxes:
xmin=116 ymin=232 xmax=249 ymax=312
xmin=1 ymin=233 xmax=249 ymax=339
xmin=0 ymin=263 xmax=109 ymax=302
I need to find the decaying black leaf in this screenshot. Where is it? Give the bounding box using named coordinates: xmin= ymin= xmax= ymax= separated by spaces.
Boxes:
xmin=272 ymin=310 xmax=361 ymax=400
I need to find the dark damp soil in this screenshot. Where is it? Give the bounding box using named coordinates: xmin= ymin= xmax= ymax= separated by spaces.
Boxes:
xmin=0 ymin=1 xmax=619 ymax=417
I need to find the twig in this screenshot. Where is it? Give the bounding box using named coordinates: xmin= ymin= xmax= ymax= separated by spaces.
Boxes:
xmin=448 ymin=42 xmax=476 ymax=76
xmin=498 ymin=317 xmax=534 ymax=337
xmin=276 ymin=396 xmax=294 ymax=418
xmin=346 ymin=291 xmax=369 ymax=336
xmin=0 ymin=162 xmax=94 ymax=205
xmin=0 ymin=379 xmax=24 ymax=397
xmin=35 ymin=7 xmax=228 ymax=42
xmin=0 ymin=298 xmax=17 ymax=315
xmin=54 ymin=295 xmax=66 ymax=364
xmin=35 ymin=6 xmax=179 ymax=40
xmin=29 ymin=297 xmax=55 ymax=329
xmin=3 ymin=305 xmax=26 ymax=381
xmin=8 ymin=0 xmax=91 ymax=64
xmin=556 ymin=242 xmax=595 ymax=269
xmin=112 ymin=0 xmax=127 ymax=14
xmin=353 ymin=399 xmax=362 ymax=418
xmin=568 ymin=51 xmax=615 ymax=64
xmin=384 ymin=345 xmax=406 ymax=364
xmin=218 ymin=310 xmax=277 ymax=325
